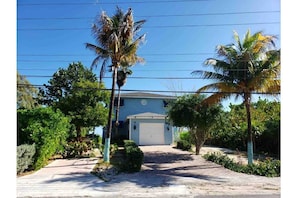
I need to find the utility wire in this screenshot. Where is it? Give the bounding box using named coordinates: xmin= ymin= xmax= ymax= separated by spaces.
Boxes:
xmin=18 ymin=10 xmax=279 ymax=20
xmin=20 ymin=75 xmax=279 ymax=80
xmin=17 ymin=59 xmax=278 ymax=63
xmin=17 ymin=52 xmax=214 ymax=56
xmin=16 ymin=83 xmax=281 ymax=95
xmin=17 ymin=21 xmax=279 ymax=31
xmin=18 ymin=0 xmax=214 ymax=6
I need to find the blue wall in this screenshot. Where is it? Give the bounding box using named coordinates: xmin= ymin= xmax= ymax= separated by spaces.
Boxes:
xmin=110 ymin=96 xmax=175 ymax=144
xmin=116 ymin=98 xmax=168 ymax=121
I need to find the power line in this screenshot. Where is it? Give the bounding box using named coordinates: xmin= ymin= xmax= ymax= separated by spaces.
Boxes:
xmin=17 ymin=21 xmax=279 ymax=31
xmin=17 ymin=52 xmax=214 ymax=57
xmin=18 ymin=68 xmax=197 ymax=72
xmin=18 ymin=0 xmax=213 ymax=6
xmin=20 ymin=75 xmax=279 ymax=80
xmin=17 ymin=59 xmax=278 ymax=64
xmin=17 ymin=59 xmax=204 ymax=63
xmin=17 ymin=10 xmax=279 ymax=21
xmin=16 ymin=83 xmax=281 ymax=95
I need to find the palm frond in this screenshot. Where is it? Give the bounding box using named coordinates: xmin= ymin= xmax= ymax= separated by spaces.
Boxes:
xmin=202 ymin=92 xmax=234 ymax=105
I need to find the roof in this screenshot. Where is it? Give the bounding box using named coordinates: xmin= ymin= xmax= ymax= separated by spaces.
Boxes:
xmin=127 ymin=112 xmax=167 ymax=119
xmin=119 ymin=92 xmax=176 ymax=99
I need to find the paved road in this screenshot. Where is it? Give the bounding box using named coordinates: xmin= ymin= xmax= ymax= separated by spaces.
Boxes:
xmin=17 ymin=145 xmax=280 ymax=197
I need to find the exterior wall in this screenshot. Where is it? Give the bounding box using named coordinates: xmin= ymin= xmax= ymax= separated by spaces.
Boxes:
xmin=129 ymin=118 xmax=173 ymax=145
xmin=113 ymin=97 xmax=172 ymax=140
xmin=116 ymin=98 xmax=169 ymax=121
xmin=106 ymin=94 xmax=176 ymax=144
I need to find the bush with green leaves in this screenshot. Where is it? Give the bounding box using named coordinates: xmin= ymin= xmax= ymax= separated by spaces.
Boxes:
xmin=123 ymin=140 xmax=138 ymax=148
xmin=63 ymin=141 xmax=88 ymax=158
xmin=17 ymin=107 xmax=71 ymax=170
xmin=175 ymin=131 xmax=193 ymax=151
xmin=203 ymin=152 xmax=280 ymax=177
xmin=123 ymin=140 xmax=143 ymax=172
xmin=179 ymin=131 xmax=193 ymax=143
xmin=176 ymin=140 xmax=192 ymax=151
xmin=17 ymin=144 xmax=36 ymax=174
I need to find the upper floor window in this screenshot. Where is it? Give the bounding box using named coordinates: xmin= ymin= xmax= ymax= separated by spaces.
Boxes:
xmin=114 ymin=98 xmax=124 ymax=106
xmin=163 ymin=100 xmax=169 ymax=107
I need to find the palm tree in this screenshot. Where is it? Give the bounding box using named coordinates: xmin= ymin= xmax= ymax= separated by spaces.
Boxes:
xmin=192 ymin=30 xmax=280 ymax=165
xmin=85 ymin=7 xmax=146 ymax=162
xmin=114 ymin=68 xmax=132 ymax=137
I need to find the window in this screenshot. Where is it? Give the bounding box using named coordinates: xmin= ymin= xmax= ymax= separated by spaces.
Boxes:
xmin=114 ymin=98 xmax=124 ymax=106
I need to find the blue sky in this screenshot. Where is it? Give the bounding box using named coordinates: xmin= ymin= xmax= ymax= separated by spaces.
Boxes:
xmin=16 ymin=0 xmax=280 ymax=109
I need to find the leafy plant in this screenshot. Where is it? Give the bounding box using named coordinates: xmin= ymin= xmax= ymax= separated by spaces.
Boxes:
xmin=122 ymin=140 xmax=143 ymax=172
xmin=17 ymin=144 xmax=36 ymax=174
xmin=17 ymin=107 xmax=71 ymax=170
xmin=203 ymin=152 xmax=280 ymax=177
xmin=176 ymin=140 xmax=192 ymax=151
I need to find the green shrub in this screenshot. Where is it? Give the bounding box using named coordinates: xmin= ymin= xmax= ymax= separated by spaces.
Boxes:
xmin=17 ymin=107 xmax=71 ymax=170
xmin=122 ymin=140 xmax=143 ymax=172
xmin=203 ymin=152 xmax=280 ymax=177
xmin=123 ymin=140 xmax=138 ymax=148
xmin=124 ymin=146 xmax=144 ymax=172
xmin=176 ymin=140 xmax=192 ymax=151
xmin=17 ymin=144 xmax=36 ymax=174
xmin=63 ymin=141 xmax=87 ymax=158
xmin=243 ymin=158 xmax=280 ymax=177
xmin=179 ymin=131 xmax=193 ymax=143
xmin=98 ymin=143 xmax=119 ymax=158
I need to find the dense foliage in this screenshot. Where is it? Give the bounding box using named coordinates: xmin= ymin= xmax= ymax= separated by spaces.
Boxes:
xmin=122 ymin=140 xmax=144 ymax=172
xmin=39 ymin=62 xmax=110 ymax=140
xmin=17 ymin=71 xmax=39 ymax=109
xmin=207 ymin=98 xmax=280 ymax=158
xmin=168 ymin=94 xmax=221 ymax=154
xmin=176 ymin=131 xmax=193 ymax=151
xmin=203 ymin=152 xmax=280 ymax=177
xmin=192 ymin=30 xmax=280 ymax=164
xmin=17 ymin=107 xmax=71 ymax=170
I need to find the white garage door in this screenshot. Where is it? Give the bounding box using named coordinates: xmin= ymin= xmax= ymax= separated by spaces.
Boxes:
xmin=139 ymin=122 xmax=165 ymax=145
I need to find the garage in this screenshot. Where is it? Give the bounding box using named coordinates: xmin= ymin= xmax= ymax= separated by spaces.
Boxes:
xmin=139 ymin=122 xmax=165 ymax=145
xmin=127 ymin=112 xmax=173 ymax=145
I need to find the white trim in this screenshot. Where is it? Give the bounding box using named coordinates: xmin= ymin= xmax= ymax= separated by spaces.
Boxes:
xmin=127 ymin=112 xmax=166 ymax=120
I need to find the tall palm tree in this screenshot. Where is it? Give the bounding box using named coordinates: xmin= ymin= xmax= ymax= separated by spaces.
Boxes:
xmin=85 ymin=7 xmax=146 ymax=162
xmin=192 ymin=30 xmax=280 ymax=165
xmin=114 ymin=68 xmax=132 ymax=137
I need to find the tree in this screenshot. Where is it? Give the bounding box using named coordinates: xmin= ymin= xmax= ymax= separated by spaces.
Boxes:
xmin=208 ymin=99 xmax=280 ymax=158
xmin=168 ymin=94 xmax=221 ymax=154
xmin=39 ymin=62 xmax=110 ymax=140
xmin=192 ymin=30 xmax=280 ymax=164
xmin=17 ymin=71 xmax=39 ymax=109
xmin=115 ymin=68 xmax=132 ymax=137
xmin=17 ymin=107 xmax=71 ymax=169
xmin=85 ymin=7 xmax=146 ymax=162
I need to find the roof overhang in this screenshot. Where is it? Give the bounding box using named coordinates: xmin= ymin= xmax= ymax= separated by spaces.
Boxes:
xmin=127 ymin=112 xmax=167 ymax=120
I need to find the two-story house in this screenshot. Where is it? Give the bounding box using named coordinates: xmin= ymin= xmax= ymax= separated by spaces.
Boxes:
xmin=106 ymin=92 xmax=177 ymax=145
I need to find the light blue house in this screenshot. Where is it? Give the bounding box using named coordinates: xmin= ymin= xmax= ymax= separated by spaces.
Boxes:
xmin=108 ymin=92 xmax=177 ymax=145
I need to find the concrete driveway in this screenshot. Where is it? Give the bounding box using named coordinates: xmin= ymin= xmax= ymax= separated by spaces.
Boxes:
xmin=17 ymin=145 xmax=280 ymax=197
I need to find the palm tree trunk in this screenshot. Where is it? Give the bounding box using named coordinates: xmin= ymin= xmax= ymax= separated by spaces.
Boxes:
xmin=103 ymin=66 xmax=118 ymax=163
xmin=115 ymin=86 xmax=121 ymax=138
xmin=244 ymin=93 xmax=253 ymax=165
